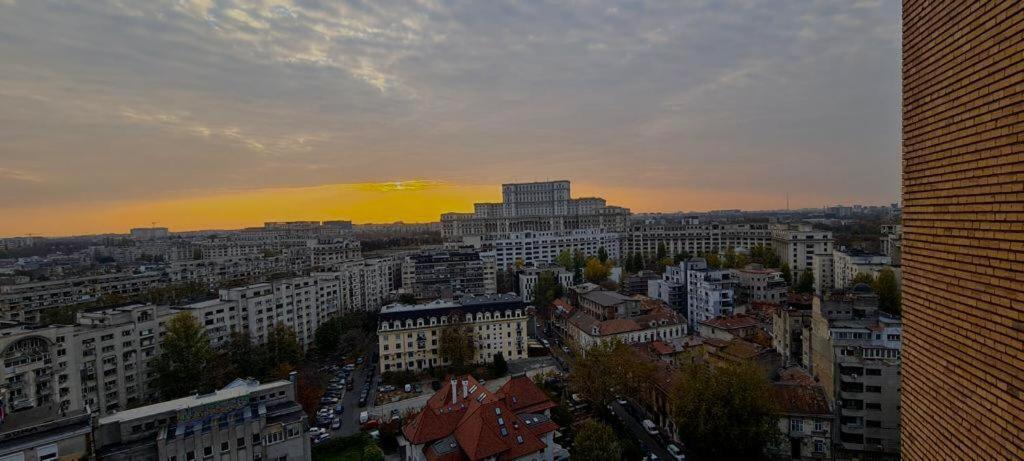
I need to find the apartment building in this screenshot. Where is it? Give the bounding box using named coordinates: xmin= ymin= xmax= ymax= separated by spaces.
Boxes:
xmin=313 ymin=257 xmax=398 ymax=314
xmin=577 ymin=290 xmax=641 ymax=321
xmin=401 ymin=249 xmax=497 ymax=299
xmin=484 ymin=229 xmax=622 ymax=269
xmin=517 ymin=266 xmax=573 ymax=303
xmin=832 ymin=249 xmax=891 ymax=291
xmin=810 ymin=254 xmax=834 ymax=296
xmin=0 ymin=272 xmax=164 ymax=323
xmin=565 ymin=305 xmax=685 ymax=350
xmin=165 ymin=255 xmax=292 ymax=284
xmin=94 ymin=378 xmax=310 ymax=461
xmin=441 ymin=181 xmax=631 ymax=242
xmin=731 ymin=265 xmax=787 ymax=304
xmin=808 ymin=287 xmax=901 ymax=458
xmin=377 ymin=294 xmax=528 ymax=373
xmin=771 ymin=369 xmax=833 ymax=460
xmin=686 ymin=265 xmax=735 ymax=329
xmin=771 ymin=224 xmax=833 ymax=273
xmin=0 ymin=408 xmax=92 ymax=461
xmin=625 ymin=221 xmax=772 ymax=259
xmin=130 ymin=227 xmax=170 ymax=241
xmin=878 ymin=225 xmax=900 ymax=266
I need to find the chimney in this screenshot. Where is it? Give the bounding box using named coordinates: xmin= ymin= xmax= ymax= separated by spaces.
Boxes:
xmin=451 ymin=378 xmax=458 ymax=404
xmin=462 ymin=379 xmax=469 ymax=398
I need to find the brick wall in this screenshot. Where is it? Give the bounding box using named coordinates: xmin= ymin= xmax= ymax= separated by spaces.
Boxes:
xmin=902 ymin=1 xmax=1024 ymax=459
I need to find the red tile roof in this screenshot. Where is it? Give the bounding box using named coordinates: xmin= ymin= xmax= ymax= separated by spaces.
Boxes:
xmin=772 ymin=383 xmax=831 ymax=416
xmin=402 ymin=375 xmax=558 ymax=461
xmin=651 ymin=340 xmax=675 ymax=356
xmin=699 ymin=314 xmax=760 ymax=330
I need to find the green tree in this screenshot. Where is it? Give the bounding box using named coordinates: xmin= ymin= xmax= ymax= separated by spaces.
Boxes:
xmin=532 ymin=271 xmax=563 ymax=311
xmin=571 ymin=420 xmax=622 ymax=461
xmin=261 ymin=324 xmax=303 ymax=372
xmin=569 ymin=339 xmax=655 ymax=407
xmin=490 ymin=352 xmax=509 ymax=377
xmin=439 ymin=314 xmax=477 ymax=371
xmin=671 ymin=362 xmax=779 ymax=460
xmin=223 ymin=332 xmax=263 ymax=378
xmin=155 ymin=313 xmax=214 ymax=398
xmin=362 ymin=443 xmax=384 ymax=461
xmin=583 ymin=257 xmax=611 ymax=283
xmin=632 ymin=253 xmax=645 ymax=274
xmin=397 ymin=293 xmax=418 ymax=305
xmin=852 ymin=272 xmax=876 ymax=286
xmin=749 ymin=245 xmax=781 ymax=268
xmin=795 ymin=268 xmax=815 ymax=294
xmin=556 ymin=250 xmax=574 ymax=271
xmin=656 ymin=242 xmax=668 ymax=261
xmin=780 ymin=262 xmax=792 ymax=285
xmin=673 ymin=251 xmax=692 ymax=264
xmin=874 ymin=267 xmax=901 ymax=315
xmin=572 ymin=250 xmax=587 ymax=283
xmin=597 ymin=247 xmax=609 ymax=264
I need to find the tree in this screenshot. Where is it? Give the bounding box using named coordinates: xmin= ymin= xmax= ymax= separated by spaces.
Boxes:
xmin=852 ymin=272 xmax=876 ymax=286
xmin=397 ymin=293 xmax=418 ymax=305
xmin=569 ymin=339 xmax=655 ymax=407
xmin=673 ymin=251 xmax=692 ymax=264
xmin=701 ymin=251 xmax=722 ymax=269
xmin=556 ymin=250 xmax=574 ymax=271
xmin=671 ymin=362 xmax=779 ymax=460
xmin=532 ymin=271 xmax=563 ymax=317
xmin=572 ymin=250 xmax=587 ymax=284
xmin=155 ymin=313 xmax=215 ymax=398
xmin=597 ymin=247 xmax=609 ymax=264
xmin=362 ymin=443 xmax=385 ymax=461
xmin=223 ymin=332 xmax=263 ymax=378
xmin=749 ymin=245 xmax=781 ymax=268
xmin=490 ymin=352 xmax=509 ymax=377
xmin=795 ymin=268 xmax=815 ymax=294
xmin=439 ymin=314 xmax=477 ymax=371
xmin=583 ymin=257 xmax=611 ymax=283
xmin=261 ymin=324 xmax=303 ymax=372
xmin=656 ymin=242 xmax=668 ymax=261
xmin=780 ymin=262 xmax=792 ymax=285
xmin=571 ymin=420 xmax=622 ymax=461
xmin=631 ymin=253 xmax=645 ymax=274
xmin=874 ymin=267 xmax=901 ymax=315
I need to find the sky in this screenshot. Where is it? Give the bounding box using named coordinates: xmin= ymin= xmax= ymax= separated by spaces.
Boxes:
xmin=0 ymin=0 xmax=901 ymax=237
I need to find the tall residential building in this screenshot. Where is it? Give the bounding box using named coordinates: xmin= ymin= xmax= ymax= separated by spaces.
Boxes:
xmin=129 ymin=227 xmax=170 ymax=241
xmin=685 ymin=262 xmax=735 ymax=329
xmin=377 ymin=294 xmax=528 ymax=373
xmin=832 ymin=249 xmax=891 ymax=291
xmin=808 ymin=287 xmax=902 ymax=458
xmin=626 ymin=221 xmax=773 ymax=258
xmin=517 ymin=266 xmax=573 ymax=303
xmin=486 ymin=229 xmax=622 ymax=269
xmin=901 ymin=1 xmax=1024 ymax=458
xmin=0 ymin=272 xmax=164 ymax=323
xmin=878 ymin=225 xmax=901 ymax=265
xmin=94 ymin=378 xmax=310 ymax=461
xmin=732 ymin=265 xmax=788 ymax=304
xmin=401 ymin=249 xmax=497 ymax=299
xmin=771 ymin=224 xmax=833 ymax=273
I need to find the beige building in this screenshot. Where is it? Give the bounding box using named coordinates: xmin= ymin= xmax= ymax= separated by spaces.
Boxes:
xmin=0 ymin=272 xmax=163 ymax=323
xmin=377 ymin=295 xmax=528 ymax=373
xmin=771 ymin=224 xmax=833 ymax=273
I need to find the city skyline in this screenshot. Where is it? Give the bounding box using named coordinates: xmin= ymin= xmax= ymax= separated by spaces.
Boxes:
xmin=1 ymin=0 xmax=900 ymax=237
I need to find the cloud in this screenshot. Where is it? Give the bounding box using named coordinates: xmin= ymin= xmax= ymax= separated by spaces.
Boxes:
xmin=0 ymin=168 xmax=43 ymax=183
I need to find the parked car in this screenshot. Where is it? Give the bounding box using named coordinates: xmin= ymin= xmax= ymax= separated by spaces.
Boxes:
xmin=331 ymin=418 xmax=341 ymax=430
xmin=666 ymin=444 xmax=686 ymax=461
xmin=642 ymin=419 xmax=658 ymax=435
xmin=346 ymin=380 xmax=354 ymax=390
xmin=358 ymin=396 xmax=367 ymax=407
xmin=359 ymin=411 xmax=369 ymax=424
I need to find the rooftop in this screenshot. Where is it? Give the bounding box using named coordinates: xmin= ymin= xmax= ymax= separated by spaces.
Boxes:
xmin=98 ymin=379 xmax=290 ymax=424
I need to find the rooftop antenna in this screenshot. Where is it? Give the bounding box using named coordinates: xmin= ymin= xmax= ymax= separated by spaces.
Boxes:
xmin=786 ymin=192 xmax=790 ymax=211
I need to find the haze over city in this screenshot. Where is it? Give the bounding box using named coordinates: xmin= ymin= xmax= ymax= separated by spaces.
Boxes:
xmin=0 ymin=0 xmax=900 ymax=237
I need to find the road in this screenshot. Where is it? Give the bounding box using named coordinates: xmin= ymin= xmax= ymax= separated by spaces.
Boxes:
xmin=609 ymin=401 xmax=678 ymax=461
xmin=335 ymin=360 xmax=378 ymax=436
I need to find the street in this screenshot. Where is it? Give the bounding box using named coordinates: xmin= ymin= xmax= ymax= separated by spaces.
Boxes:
xmin=608 ymin=401 xmax=676 ymax=461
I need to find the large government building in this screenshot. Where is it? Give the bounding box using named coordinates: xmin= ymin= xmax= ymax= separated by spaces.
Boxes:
xmin=901 ymin=1 xmax=1024 ymax=459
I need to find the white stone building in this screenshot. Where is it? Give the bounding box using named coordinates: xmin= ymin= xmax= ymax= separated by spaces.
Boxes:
xmin=772 ymin=224 xmax=834 ymax=273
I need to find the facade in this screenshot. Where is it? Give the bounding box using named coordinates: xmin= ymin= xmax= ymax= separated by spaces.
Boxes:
xmin=130 ymin=227 xmax=170 ymax=241
xmin=516 ymin=266 xmax=573 ymax=303
xmin=808 ymin=287 xmax=901 ymax=458
xmin=0 ymin=272 xmax=164 ymax=323
xmin=0 ymin=408 xmax=92 ymax=461
xmin=441 ymin=181 xmax=630 ymax=242
xmin=564 ymin=306 xmax=685 ymax=350
xmin=621 ymin=270 xmax=659 ymax=296
xmin=901 ymin=2 xmax=1024 ymax=458
xmin=810 ymin=254 xmax=834 ymax=296
xmin=772 ymin=305 xmax=812 ymax=367
xmin=685 ymin=266 xmax=735 ymax=329
xmin=401 ymin=249 xmax=497 ymax=299
xmin=400 ymin=375 xmax=561 ymax=461
xmin=771 ymin=369 xmax=833 ymax=461
xmin=313 ymin=257 xmax=399 ymax=314
xmin=771 ymin=224 xmax=833 ymax=273
xmin=483 ymin=229 xmax=622 ymax=269
xmin=377 ymin=295 xmax=528 ymax=373
xmin=94 ymin=378 xmax=309 ymax=461
xmin=878 ymin=225 xmax=901 ymax=266
xmin=577 ymin=290 xmax=640 ymax=321
xmin=731 ymin=266 xmax=787 ymax=304
xmin=625 ymin=222 xmax=772 ymax=258
xmin=696 ymin=314 xmax=760 ymax=341
xmin=832 ymin=249 xmax=891 ymax=291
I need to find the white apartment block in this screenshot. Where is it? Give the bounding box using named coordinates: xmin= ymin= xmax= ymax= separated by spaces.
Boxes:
xmin=626 ymin=222 xmax=772 ymax=258
xmin=94 ymin=378 xmax=310 ymax=461
xmin=879 ymin=225 xmax=902 ymax=265
xmin=812 ymin=254 xmax=835 ymax=296
xmin=772 ymin=224 xmax=834 ymax=273
xmin=129 ymin=227 xmax=170 ymax=241
xmin=832 ymin=249 xmax=891 ymax=291
xmin=484 ymin=229 xmax=622 ymax=269
xmin=377 ymin=295 xmax=528 ymax=373
xmin=165 ymin=255 xmax=293 ymax=284
xmin=518 ymin=266 xmax=574 ymax=303
xmin=0 ymin=272 xmax=164 ymax=323
xmin=401 ymin=249 xmax=497 ymax=299
xmin=686 ymin=267 xmax=736 ymax=329
xmin=732 ymin=266 xmax=788 ymax=304
xmin=441 ymin=181 xmax=631 ymax=242
xmin=313 ymin=257 xmax=398 ymax=314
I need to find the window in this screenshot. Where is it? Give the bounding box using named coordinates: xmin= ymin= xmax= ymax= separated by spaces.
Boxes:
xmin=237 ymin=437 xmax=246 ymax=448
xmin=866 ymin=403 xmax=882 ymax=411
xmin=814 ymin=420 xmax=825 ymax=432
xmin=790 ymin=419 xmax=804 ymax=432
xmin=204 ymin=446 xmax=213 ymax=457
xmin=866 ymin=368 xmax=881 ymax=376
xmin=186 ymin=452 xmax=195 ymax=461
xmin=221 ymin=442 xmax=230 ymax=452
xmin=866 ymin=385 xmax=882 ymax=393
xmin=814 ymin=440 xmax=825 ymax=453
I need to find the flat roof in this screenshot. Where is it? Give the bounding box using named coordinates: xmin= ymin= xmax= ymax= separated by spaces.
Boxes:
xmin=98 ymin=380 xmax=290 ymax=424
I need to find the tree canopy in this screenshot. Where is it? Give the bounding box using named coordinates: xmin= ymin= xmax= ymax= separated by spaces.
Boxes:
xmin=583 ymin=257 xmax=612 ymax=283
xmin=671 ymin=362 xmax=779 ymax=460
xmin=571 ymin=420 xmax=622 ymax=461
xmin=154 ymin=312 xmax=215 ymax=398
xmin=439 ymin=314 xmax=477 ymax=371
xmin=795 ymin=268 xmax=815 ymax=294
xmin=852 ymin=272 xmax=876 ymax=286
xmin=874 ymin=267 xmax=901 ymax=315
xmin=569 ymin=339 xmax=655 ymax=407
